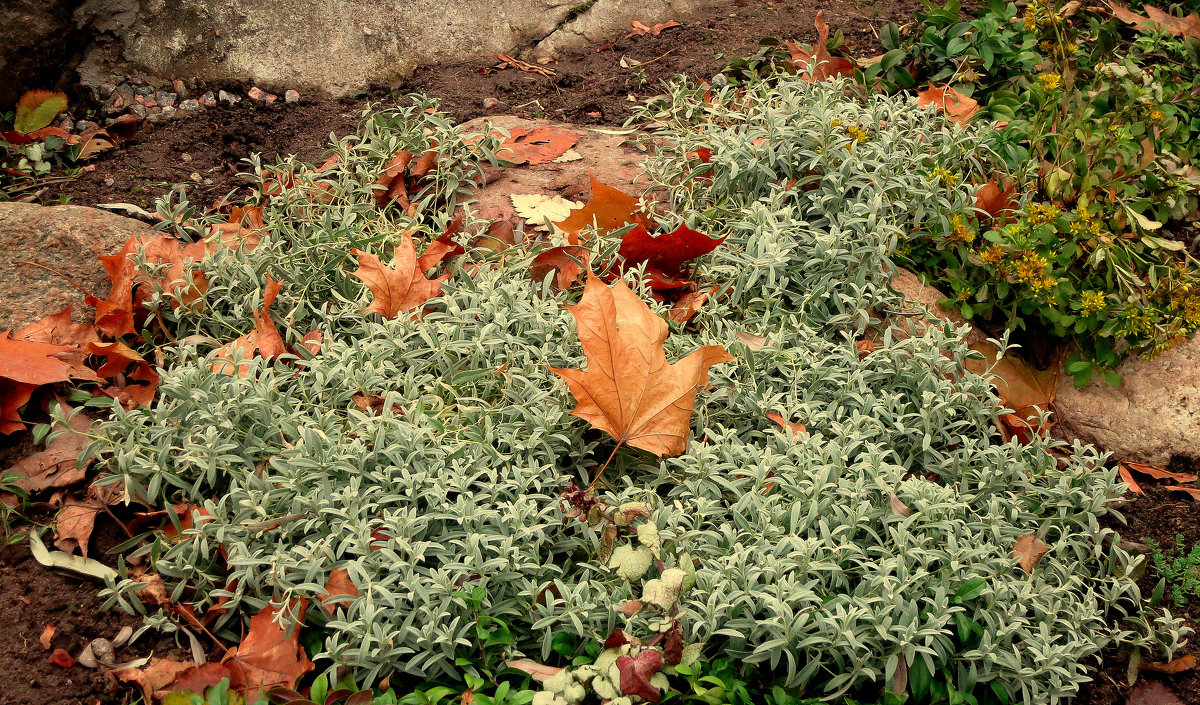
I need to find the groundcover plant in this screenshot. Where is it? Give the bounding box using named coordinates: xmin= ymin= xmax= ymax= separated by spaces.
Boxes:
xmin=85 ymin=81 xmax=1185 ymax=703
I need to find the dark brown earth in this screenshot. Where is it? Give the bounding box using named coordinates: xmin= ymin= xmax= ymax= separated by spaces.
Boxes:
xmin=5 ymin=0 xmax=1200 ymax=703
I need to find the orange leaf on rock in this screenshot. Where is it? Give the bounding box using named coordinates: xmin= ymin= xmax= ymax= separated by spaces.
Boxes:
xmin=554 ymin=174 xmax=651 ymax=238
xmin=0 ymin=333 xmax=101 ymax=434
xmin=13 ymin=306 xmax=100 ymax=348
xmin=222 ymin=603 xmax=315 ymax=702
xmin=88 ymin=234 xmax=210 ymax=337
xmin=496 ymin=125 xmax=580 ymax=165
xmin=320 ymin=568 xmax=360 ymax=612
xmin=784 ymin=11 xmax=857 ymax=82
xmin=550 ymin=276 xmax=733 ymax=456
xmin=1111 ymin=4 xmax=1200 ymax=39
xmin=617 ymin=223 xmax=725 ymax=290
xmin=352 ymin=233 xmax=449 ymax=319
xmin=917 ymin=85 xmax=980 ymax=122
xmin=1123 ymin=462 xmax=1199 ymax=484
xmin=1014 ymin=534 xmax=1049 ymax=573
xmin=966 ymin=343 xmax=1057 ymax=441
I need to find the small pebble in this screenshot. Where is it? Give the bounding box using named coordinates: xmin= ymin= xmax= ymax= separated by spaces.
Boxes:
xmin=136 ymin=85 xmax=155 ymax=97
xmin=482 ymin=97 xmax=501 ymax=109
xmin=190 ymin=172 xmax=202 ymax=183
xmin=201 ymin=91 xmax=217 ymax=107
xmin=75 ymin=120 xmax=96 ymax=132
xmin=58 ymin=118 xmax=74 ymax=131
xmin=179 ymin=98 xmax=201 ymax=111
xmin=182 ymin=152 xmax=192 ymax=162
xmin=247 ymin=86 xmax=266 ymax=100
xmin=284 ymin=89 xmax=300 ymax=103
xmin=203 ymin=177 xmax=213 ymax=185
xmin=157 ymin=92 xmax=177 ymax=107
xmin=264 ymin=93 xmax=278 ymax=104
xmin=129 ymin=104 xmax=148 ymax=118
xmin=218 ymin=90 xmax=241 ymax=104
xmin=160 ymin=105 xmax=176 ymax=118
xmin=104 ymin=177 xmax=115 ymax=186
xmin=99 ymin=83 xmax=116 ymax=98
xmin=172 ymin=79 xmax=187 ymax=97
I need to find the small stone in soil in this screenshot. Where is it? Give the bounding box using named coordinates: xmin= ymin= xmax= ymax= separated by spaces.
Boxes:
xmin=247 ymin=86 xmax=266 ymax=100
xmin=99 ymin=82 xmax=116 ymax=98
xmin=129 ymin=104 xmax=148 ymax=118
xmin=75 ymin=120 xmax=96 ymax=132
xmin=58 ymin=118 xmax=74 ymax=131
xmin=181 ymin=153 xmax=192 ymax=162
xmin=179 ymin=99 xmax=201 ymax=111
xmin=201 ymin=91 xmax=217 ymax=107
xmin=265 ymin=94 xmax=278 ymax=104
xmin=104 ymin=178 xmax=115 ymax=186
xmin=483 ymin=97 xmax=502 ymax=109
xmin=136 ymin=85 xmax=155 ymax=97
xmin=284 ymin=89 xmax=300 ymax=103
xmin=190 ymin=172 xmax=202 ymax=183
xmin=157 ymin=92 xmax=177 ymax=107
xmin=172 ymin=79 xmax=187 ymax=97
xmin=218 ymin=90 xmax=241 ymax=104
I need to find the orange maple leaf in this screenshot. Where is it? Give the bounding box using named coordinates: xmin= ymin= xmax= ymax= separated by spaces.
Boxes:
xmin=553 ymin=174 xmax=652 ymax=239
xmin=784 ymin=11 xmax=857 ymax=82
xmin=0 ymin=333 xmax=101 ymax=434
xmin=550 ymin=276 xmax=733 ymax=457
xmin=917 ymin=85 xmax=980 ymax=122
xmin=88 ymin=234 xmax=210 ymax=338
xmin=212 ymin=275 xmax=286 ymax=376
xmin=1111 ymin=3 xmax=1200 ymax=40
xmin=352 ymin=232 xmax=449 ymax=319
xmin=319 ymin=568 xmax=360 ymax=613
xmin=496 ymin=125 xmax=580 ymax=165
xmin=222 ymin=603 xmax=315 ymax=702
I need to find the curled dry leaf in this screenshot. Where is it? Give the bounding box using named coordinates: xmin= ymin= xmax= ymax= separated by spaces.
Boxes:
xmin=1119 ymin=464 xmax=1146 ymax=495
xmin=550 ymin=276 xmax=733 ymax=456
xmin=617 ymin=650 xmax=665 ymax=702
xmin=1140 ymin=654 xmax=1198 ymax=674
xmin=1167 ymin=485 xmax=1200 ymax=501
xmin=1110 ymin=4 xmax=1200 ymax=40
xmin=53 ymin=498 xmax=105 ymax=557
xmin=889 ymin=493 xmax=912 ymax=517
xmin=916 ymin=85 xmax=981 ymax=123
xmin=0 ymin=333 xmax=101 ymax=434
xmin=1014 ymin=534 xmax=1050 ymax=573
xmin=352 ymin=232 xmax=449 ymax=319
xmin=222 ymin=603 xmax=315 ymax=702
xmin=668 ymin=285 xmax=717 ymax=324
xmin=783 ymin=11 xmax=856 ymax=82
xmin=974 ymin=179 xmax=1017 ymax=223
xmin=504 ymin=659 xmax=564 ymax=682
xmin=114 ymin=657 xmax=194 ymax=702
xmin=765 ymin=412 xmax=807 ymax=436
xmin=48 ymin=648 xmax=76 ymax=669
xmin=87 ymin=340 xmax=160 ymax=407
xmin=212 ymin=275 xmax=285 ymax=377
xmin=617 ymin=223 xmax=725 ymax=290
xmin=530 ymin=246 xmax=589 ymax=291
xmin=629 ymin=20 xmax=681 ymax=36
xmin=614 ymin=599 xmax=644 ymax=617
xmin=88 ymin=234 xmax=210 ymax=338
xmin=1123 ymin=462 xmax=1199 ymax=484
xmin=8 ymin=404 xmax=94 ymax=493
xmin=320 ymin=568 xmax=360 ymax=612
xmin=496 ymin=126 xmax=580 ymax=165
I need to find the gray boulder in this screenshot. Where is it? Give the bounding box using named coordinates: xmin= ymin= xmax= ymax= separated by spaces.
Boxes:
xmin=0 ymin=203 xmax=152 ymax=331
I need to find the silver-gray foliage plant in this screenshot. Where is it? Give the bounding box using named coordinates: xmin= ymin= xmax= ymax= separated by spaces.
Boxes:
xmin=87 ymin=81 xmax=1184 ymax=703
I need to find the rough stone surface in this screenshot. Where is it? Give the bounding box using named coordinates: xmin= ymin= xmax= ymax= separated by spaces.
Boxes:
xmin=459 ymin=115 xmax=649 ymax=232
xmin=888 ymin=269 xmax=990 ymax=348
xmin=0 ymin=0 xmax=77 ymax=105
xmin=76 ymin=0 xmax=704 ymax=97
xmin=0 ymin=203 xmax=153 ymax=331
xmin=1055 ymin=339 xmax=1200 ymax=466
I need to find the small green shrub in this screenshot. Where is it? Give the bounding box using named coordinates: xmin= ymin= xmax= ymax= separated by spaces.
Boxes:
xmin=88 ymin=84 xmax=1185 ymax=704
xmin=1147 ymin=534 xmax=1200 ymax=608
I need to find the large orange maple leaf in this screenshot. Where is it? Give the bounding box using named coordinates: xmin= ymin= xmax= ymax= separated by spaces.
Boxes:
xmin=352 ymin=231 xmax=450 ymax=319
xmin=550 ymin=276 xmax=733 ymax=457
xmin=222 ymin=602 xmax=314 ymax=702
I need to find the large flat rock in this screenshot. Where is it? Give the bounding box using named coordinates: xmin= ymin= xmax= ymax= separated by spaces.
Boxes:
xmin=0 ymin=203 xmax=152 ymax=331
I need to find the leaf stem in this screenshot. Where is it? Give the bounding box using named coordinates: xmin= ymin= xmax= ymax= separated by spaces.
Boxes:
xmin=13 ymin=259 xmax=94 ymax=297
xmin=586 ymin=440 xmax=624 ymax=491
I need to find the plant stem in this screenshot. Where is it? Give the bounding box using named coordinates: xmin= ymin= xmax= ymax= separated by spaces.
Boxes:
xmin=586 ymin=440 xmax=624 ymax=491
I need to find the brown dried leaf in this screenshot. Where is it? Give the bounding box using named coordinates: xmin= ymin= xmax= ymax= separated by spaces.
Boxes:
xmin=550 ymin=276 xmax=733 ymax=456
xmin=222 ymin=603 xmax=315 ymax=702
xmin=917 ymin=85 xmax=981 ymax=122
xmin=765 ymin=412 xmax=807 ymax=436
xmin=352 ymin=233 xmax=449 ymax=319
xmin=53 ymin=499 xmax=105 ymax=557
xmin=1014 ymin=534 xmax=1049 ymax=573
xmin=1140 ymin=654 xmax=1198 ymax=674
xmin=504 ymin=659 xmax=564 ymax=682
xmin=320 ymin=568 xmax=360 ymax=612
xmin=1111 ymin=4 xmax=1200 ymax=39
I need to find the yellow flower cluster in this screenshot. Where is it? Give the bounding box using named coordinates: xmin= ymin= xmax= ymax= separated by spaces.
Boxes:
xmin=1148 ymin=109 xmax=1165 ymax=122
xmin=947 ymin=214 xmax=974 ymax=244
xmin=1013 ymin=250 xmax=1056 ymax=295
xmin=927 ymin=166 xmax=958 ymax=187
xmin=1023 ymin=0 xmax=1061 ymax=32
xmin=1037 ymin=73 xmax=1062 ymax=91
xmin=1080 ymin=290 xmax=1107 ymax=314
xmin=1027 ymin=202 xmax=1061 ymax=225
xmin=830 ymin=119 xmax=843 ymax=128
xmin=845 ymin=125 xmax=868 ymax=143
xmin=981 ymin=244 xmax=1006 ymax=266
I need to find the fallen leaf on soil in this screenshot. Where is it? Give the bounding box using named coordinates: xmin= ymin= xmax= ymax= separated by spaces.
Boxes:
xmin=40 ymin=625 xmax=56 ymax=649
xmin=504 ymin=659 xmax=564 ymax=681
xmin=53 ymin=498 xmax=106 ymax=557
xmin=493 ymin=52 xmax=556 ymax=77
xmin=617 ymin=223 xmax=725 ymax=290
xmin=208 ymin=205 xmax=264 ymax=250
xmin=530 ymin=246 xmax=590 ymax=291
xmin=14 ymin=89 xmax=68 ymax=134
xmin=352 ymin=233 xmax=449 ymax=319
xmin=784 ymin=11 xmax=856 ymax=82
xmin=1118 ymin=464 xmax=1146 ymax=495
xmin=966 ymin=343 xmax=1058 ymax=441
xmin=1014 ymin=534 xmax=1049 ymax=573
xmin=1110 ymin=4 xmax=1200 ymax=39
xmin=554 ymin=174 xmax=651 ymax=239
xmin=48 ymin=648 xmax=76 ymax=668
xmin=667 ymin=285 xmax=717 ymax=324
xmin=212 ymin=276 xmax=285 ymax=376
xmin=765 ymin=412 xmax=807 ymax=436
xmin=629 ymin=20 xmax=681 ymax=36
xmin=917 ymin=85 xmax=981 ymax=122
xmin=0 ymin=333 xmax=100 ymax=434
xmin=1122 ymin=462 xmax=1199 ymax=484
xmin=1127 ymin=679 xmax=1184 ymax=705
xmin=114 ymin=657 xmax=194 ymax=702
xmin=8 ymin=404 xmax=94 ymax=492
xmin=320 ymin=568 xmax=360 ymax=612
xmin=550 ymin=276 xmax=733 ymax=456
xmin=1166 ymin=485 xmax=1200 ymax=501
xmin=496 ymin=126 xmax=580 ymax=165
xmin=222 ymin=603 xmax=315 ymax=701
xmin=1140 ymin=654 xmax=1198 ymax=674
xmin=617 ymin=650 xmax=665 ymax=702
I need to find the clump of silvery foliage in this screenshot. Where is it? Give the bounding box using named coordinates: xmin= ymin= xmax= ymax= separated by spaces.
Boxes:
xmin=89 ymin=81 xmax=1185 ymax=702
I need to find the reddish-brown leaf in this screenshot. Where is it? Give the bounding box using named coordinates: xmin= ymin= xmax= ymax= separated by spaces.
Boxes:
xmin=1014 ymin=534 xmax=1049 ymax=573
xmin=617 ymin=223 xmax=724 ymax=290
xmin=496 ymin=126 xmax=580 ymax=165
xmin=39 ymin=625 xmax=56 ymax=649
xmin=222 ymin=603 xmax=315 ymax=702
xmin=765 ymin=412 xmax=807 ymax=436
xmin=1123 ymin=462 xmax=1199 ymax=484
xmin=418 ymin=234 xmax=465 ymax=273
xmin=917 ymin=85 xmax=980 ymax=122
xmin=1118 ymin=464 xmax=1146 ymax=495
xmin=614 ymin=599 xmax=644 ymax=617
xmin=530 ymin=246 xmax=589 ymax=291
xmin=113 ymin=657 xmax=194 ymax=703
xmin=87 ymin=234 xmax=210 ymax=337
xmin=48 ymin=648 xmax=76 ymax=669
xmin=9 ymin=405 xmax=93 ymax=492
xmin=352 ymin=232 xmax=450 ymax=319
xmin=966 ymin=343 xmax=1058 ymax=441
xmin=668 ymin=285 xmax=718 ymax=324
xmin=13 ymin=306 xmax=100 ymax=348
xmin=553 ymin=174 xmax=651 ymax=238
xmin=503 ymin=659 xmax=563 ymax=682
xmin=163 ymin=663 xmax=234 ymax=696
xmin=351 ymin=393 xmax=404 ymax=415
xmin=212 ymin=276 xmax=285 ymax=377
xmin=87 ymin=340 xmax=160 ymax=407
xmin=617 ymin=650 xmax=664 ymax=702
xmin=663 ymin=626 xmax=684 ymax=665
xmin=53 ymin=498 xmax=105 ymax=557
xmin=784 ymin=11 xmax=856 ymax=82
xmin=974 ymin=179 xmax=1017 ymax=223
xmin=629 ymin=20 xmax=681 ymax=36
xmin=1111 ymin=4 xmax=1200 ymax=39
xmin=0 ymin=334 xmax=100 ymax=434
xmin=320 ymin=568 xmax=360 ymax=612
xmin=1140 ymin=654 xmax=1198 ymax=674
xmin=1167 ymin=485 xmax=1200 ymax=501
xmin=550 ymin=276 xmax=733 ymax=456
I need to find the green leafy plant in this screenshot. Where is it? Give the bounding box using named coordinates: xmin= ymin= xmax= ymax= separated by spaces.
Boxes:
xmin=0 ymin=471 xmax=30 ymax=544
xmin=1147 ymin=534 xmax=1200 ymax=608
